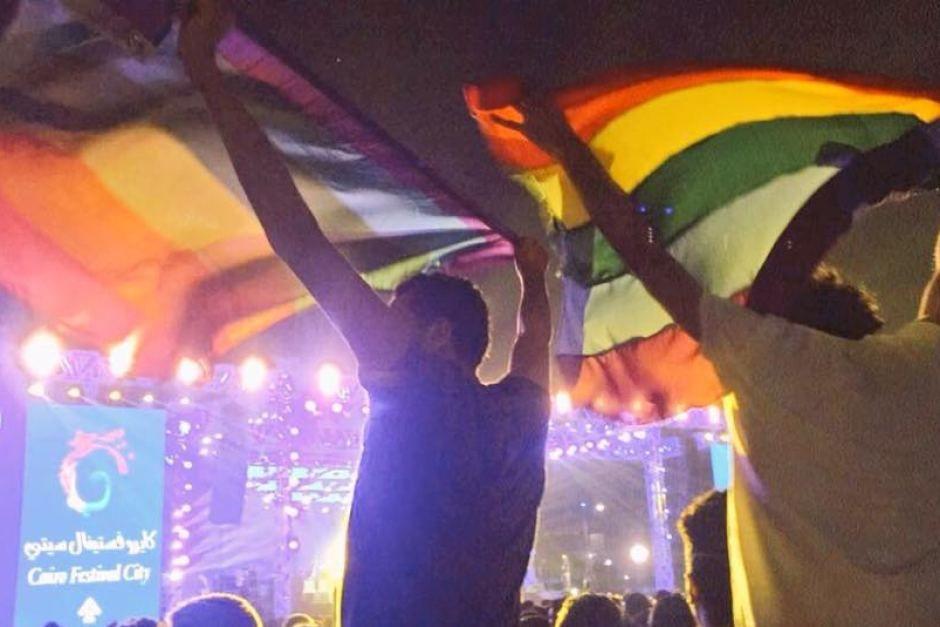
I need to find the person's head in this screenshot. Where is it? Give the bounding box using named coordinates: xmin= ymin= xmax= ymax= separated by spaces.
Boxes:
xmin=391 ymin=273 xmax=489 ymax=373
xmin=918 ymin=230 xmax=940 ymax=323
xmin=678 ymin=490 xmax=731 ymax=627
xmin=283 ymin=613 xmax=318 ymax=627
xmin=649 ymin=594 xmax=696 ymax=627
xmin=116 ymin=620 xmax=159 ymax=627
xmin=520 ymin=614 xmax=551 ymax=627
xmin=622 ymin=592 xmax=652 ymax=626
xmin=166 ymin=593 xmax=262 ymax=627
xmin=780 ymin=264 xmax=883 ymax=339
xmin=553 ymin=593 xmax=622 ymax=627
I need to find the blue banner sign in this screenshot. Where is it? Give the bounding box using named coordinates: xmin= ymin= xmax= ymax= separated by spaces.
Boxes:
xmin=14 ymin=403 xmax=166 ymax=626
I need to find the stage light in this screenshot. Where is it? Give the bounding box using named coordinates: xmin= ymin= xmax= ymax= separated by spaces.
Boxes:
xmin=283 ymin=505 xmax=299 ymax=518
xmin=170 ymin=540 xmax=183 ymax=551
xmin=618 ymin=432 xmax=632 ymax=443
xmin=239 ymin=356 xmax=267 ymax=392
xmin=175 ymin=357 xmax=203 ymax=386
xmin=321 ymin=534 xmax=346 ymax=580
xmin=595 ymin=502 xmax=606 ymax=513
xmin=566 ymin=445 xmax=577 ymax=457
xmin=604 ymin=558 xmax=613 ymax=567
xmin=168 ymin=569 xmax=184 ymax=583
xmin=183 ymin=483 xmax=193 ymax=492
xmin=21 ymin=329 xmax=63 ymax=379
xmin=633 ymin=430 xmax=647 ymax=440
xmin=27 ymin=382 xmax=45 ymax=397
xmin=548 ymin=448 xmax=563 ymax=461
xmin=200 ymin=436 xmax=212 ymax=446
xmin=331 ymin=402 xmax=343 ymax=414
xmin=171 ymin=555 xmax=190 ymax=567
xmin=629 ymin=543 xmax=650 ymax=565
xmin=553 ymin=391 xmax=573 ymax=415
xmin=142 ymin=392 xmax=155 ymax=404
xmin=181 ymin=504 xmax=192 ymax=513
xmin=708 ymin=405 xmax=722 ymax=424
xmin=316 ymin=362 xmax=342 ymax=397
xmin=287 ymin=538 xmax=300 ymax=551
xmin=108 ymin=333 xmax=138 ymax=378
xmin=675 ymin=411 xmax=688 ymax=422
xmin=182 ymin=460 xmax=193 ymax=470
xmin=704 ymin=432 xmax=715 ymax=442
xmin=108 ymin=390 xmax=122 ymax=402
xmin=179 ymin=396 xmax=191 ymax=406
xmin=66 ymin=386 xmax=82 ymax=399
xmin=289 ymin=451 xmax=300 ymax=462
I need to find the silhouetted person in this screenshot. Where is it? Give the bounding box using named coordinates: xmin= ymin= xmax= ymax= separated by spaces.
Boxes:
xmin=166 ymin=593 xmax=262 ymax=627
xmin=649 ymin=594 xmax=696 ymax=627
xmin=554 ymin=593 xmax=621 ymax=627
xmin=180 ymin=2 xmax=552 ymax=625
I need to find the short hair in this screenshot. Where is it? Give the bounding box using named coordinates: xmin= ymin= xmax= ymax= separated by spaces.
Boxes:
xmin=394 ymin=273 xmax=489 ymax=368
xmin=166 ymin=593 xmax=262 ymax=627
xmin=623 ymin=591 xmax=652 ymax=625
xmin=116 ymin=620 xmax=158 ymax=627
xmin=678 ymin=490 xmax=731 ymax=627
xmin=554 ymin=593 xmax=622 ymax=627
xmin=650 ymin=594 xmax=696 ymax=627
xmin=520 ymin=615 xmax=551 ymax=627
xmin=282 ymin=613 xmax=317 ymax=627
xmin=782 ymin=264 xmax=883 ymax=339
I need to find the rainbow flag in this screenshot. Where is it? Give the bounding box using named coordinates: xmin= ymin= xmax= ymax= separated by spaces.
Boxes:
xmin=0 ymin=1 xmax=509 ymax=376
xmin=467 ymin=69 xmax=940 ymax=421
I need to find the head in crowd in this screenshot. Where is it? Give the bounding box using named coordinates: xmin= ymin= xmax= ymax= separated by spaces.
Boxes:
xmin=166 ymin=592 xmax=262 ymax=627
xmin=623 ymin=592 xmax=652 ymax=626
xmin=918 ymin=229 xmax=940 ymax=323
xmin=520 ymin=614 xmax=551 ymax=627
xmin=553 ymin=593 xmax=622 ymax=627
xmin=116 ymin=620 xmax=159 ymax=627
xmin=678 ymin=490 xmax=731 ymax=627
xmin=283 ymin=613 xmax=318 ymax=627
xmin=392 ymin=273 xmax=489 ymax=373
xmin=780 ymin=264 xmax=884 ymax=339
xmin=649 ymin=593 xmax=697 ymax=627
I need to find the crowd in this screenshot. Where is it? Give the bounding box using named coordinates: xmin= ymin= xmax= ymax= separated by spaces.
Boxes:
xmin=33 ymin=0 xmax=940 ymax=624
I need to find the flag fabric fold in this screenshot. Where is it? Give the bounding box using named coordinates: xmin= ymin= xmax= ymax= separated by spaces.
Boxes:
xmin=0 ymin=0 xmax=510 ymax=376
xmin=467 ymin=68 xmax=940 ymax=421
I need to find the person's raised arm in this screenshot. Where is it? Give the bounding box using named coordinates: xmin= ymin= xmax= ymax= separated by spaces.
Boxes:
xmin=497 ymin=99 xmax=705 ymax=338
xmin=179 ymin=0 xmax=412 ymax=369
xmin=509 ymin=237 xmax=551 ymax=389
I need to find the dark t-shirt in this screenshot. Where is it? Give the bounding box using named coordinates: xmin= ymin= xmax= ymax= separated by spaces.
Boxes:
xmin=340 ymin=357 xmax=549 ymax=627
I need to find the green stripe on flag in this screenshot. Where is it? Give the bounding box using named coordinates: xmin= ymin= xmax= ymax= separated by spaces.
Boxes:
xmin=560 ymin=113 xmax=920 ymax=287
xmin=560 ymin=165 xmax=839 ymax=356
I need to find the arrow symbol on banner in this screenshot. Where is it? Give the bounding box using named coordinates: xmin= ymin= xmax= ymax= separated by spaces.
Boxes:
xmin=77 ymin=596 xmax=103 ymax=624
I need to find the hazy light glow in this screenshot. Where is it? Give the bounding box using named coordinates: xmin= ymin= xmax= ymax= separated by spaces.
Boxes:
xmin=316 ymin=362 xmax=343 ymax=397
xmin=108 ymin=333 xmax=138 ymax=378
xmin=553 ymin=391 xmax=573 ymax=415
xmin=21 ymin=329 xmax=63 ymax=379
xmin=175 ymin=358 xmax=203 ymax=386
xmin=239 ymin=356 xmax=268 ymax=392
xmin=629 ymin=543 xmax=650 ymax=565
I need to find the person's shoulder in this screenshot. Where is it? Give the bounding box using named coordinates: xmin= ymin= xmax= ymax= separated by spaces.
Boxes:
xmin=489 ymin=376 xmax=551 ymax=421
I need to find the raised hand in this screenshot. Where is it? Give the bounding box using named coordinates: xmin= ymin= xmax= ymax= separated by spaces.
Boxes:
xmin=178 ymin=0 xmax=233 ymax=67
xmin=514 ymin=236 xmax=550 ymax=279
xmin=492 ymin=95 xmax=580 ymax=159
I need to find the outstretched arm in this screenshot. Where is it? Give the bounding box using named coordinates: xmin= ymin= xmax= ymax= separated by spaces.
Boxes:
xmin=510 ymin=237 xmax=551 ymax=389
xmin=179 ymin=0 xmax=413 ymax=369
xmin=499 ymin=101 xmax=706 ymax=338
xmin=501 ymin=99 xmax=940 ymax=337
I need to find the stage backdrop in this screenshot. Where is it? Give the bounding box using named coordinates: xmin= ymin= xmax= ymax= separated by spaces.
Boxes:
xmin=14 ymin=404 xmax=166 ymax=627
